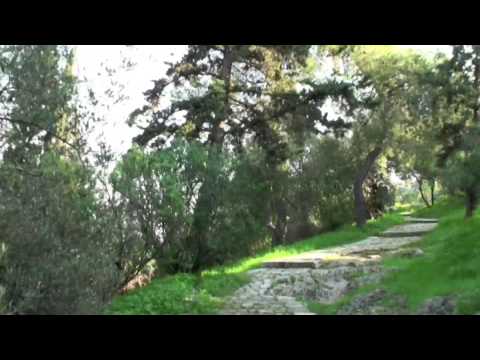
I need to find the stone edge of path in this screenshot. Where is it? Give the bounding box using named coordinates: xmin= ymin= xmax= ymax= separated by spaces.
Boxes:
xmin=379 ymin=222 xmax=438 ymax=238
xmin=404 ymin=217 xmax=439 ymax=223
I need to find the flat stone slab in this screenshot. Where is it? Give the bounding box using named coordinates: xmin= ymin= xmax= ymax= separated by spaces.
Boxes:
xmin=293 ymin=312 xmax=316 ymax=315
xmin=379 ymin=222 xmax=438 ymax=237
xmin=262 ymin=235 xmax=423 ymax=269
xmin=404 ymin=217 xmax=438 ymax=224
xmin=338 ymin=236 xmax=424 ymax=254
xmin=263 ymin=260 xmax=318 ymax=269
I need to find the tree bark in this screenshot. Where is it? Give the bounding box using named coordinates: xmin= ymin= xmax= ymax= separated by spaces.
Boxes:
xmin=416 ymin=176 xmax=431 ymax=208
xmin=465 ymin=187 xmax=478 ymax=218
xmin=188 ymin=180 xmax=215 ymax=272
xmin=430 ymin=179 xmax=435 ymax=207
xmin=354 ymin=146 xmax=382 ymax=228
xmin=466 ymin=46 xmax=480 ymax=218
xmin=270 ymin=196 xmax=288 ymax=247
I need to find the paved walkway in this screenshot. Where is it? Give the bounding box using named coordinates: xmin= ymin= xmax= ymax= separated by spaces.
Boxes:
xmin=219 ymin=218 xmax=438 ymax=315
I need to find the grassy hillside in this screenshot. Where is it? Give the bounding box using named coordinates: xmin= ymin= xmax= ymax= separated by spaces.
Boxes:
xmin=381 ymin=198 xmax=480 ymax=314
xmin=310 ymin=197 xmax=480 ymax=315
xmin=106 ymin=212 xmax=404 ymax=315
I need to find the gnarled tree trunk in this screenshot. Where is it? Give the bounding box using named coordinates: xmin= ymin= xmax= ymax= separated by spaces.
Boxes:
xmin=415 ymin=175 xmax=432 ymax=208
xmin=354 ymin=146 xmax=382 ymax=228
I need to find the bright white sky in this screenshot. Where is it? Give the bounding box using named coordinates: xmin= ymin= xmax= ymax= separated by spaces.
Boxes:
xmin=75 ymin=45 xmax=188 ymax=155
xmin=74 ymin=45 xmax=451 ymax=156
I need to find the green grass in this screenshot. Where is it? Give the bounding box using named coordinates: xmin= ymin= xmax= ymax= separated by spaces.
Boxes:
xmin=106 ymin=212 xmax=404 ymax=315
xmin=310 ymin=197 xmax=480 ymax=315
xmin=380 ymin=197 xmax=480 ymax=314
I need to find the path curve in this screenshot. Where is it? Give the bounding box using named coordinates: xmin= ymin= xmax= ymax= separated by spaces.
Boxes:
xmin=219 ymin=218 xmax=437 ymax=315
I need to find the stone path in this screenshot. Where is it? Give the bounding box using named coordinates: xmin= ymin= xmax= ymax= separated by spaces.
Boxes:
xmin=219 ymin=218 xmax=438 ymax=315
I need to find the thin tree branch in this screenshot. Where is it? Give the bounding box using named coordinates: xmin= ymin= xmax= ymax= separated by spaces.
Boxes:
xmin=0 ymin=115 xmax=82 ymax=156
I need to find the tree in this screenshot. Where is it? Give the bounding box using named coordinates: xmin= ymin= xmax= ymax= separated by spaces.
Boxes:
xmin=0 ymin=45 xmax=81 ymax=162
xmin=129 ymin=45 xmax=281 ymax=269
xmin=336 ymin=46 xmax=428 ymax=227
xmin=0 ymin=152 xmax=119 ymax=314
xmin=389 ymin=57 xmax=441 ymax=207
xmin=128 ymin=45 xmax=355 ymax=268
xmin=432 ymin=46 xmax=480 ymax=218
xmin=0 ymin=46 xmax=122 ymax=314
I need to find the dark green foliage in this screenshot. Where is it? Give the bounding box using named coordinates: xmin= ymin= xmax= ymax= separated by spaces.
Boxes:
xmin=205 ymin=147 xmax=271 ymax=262
xmin=111 ymin=139 xmax=271 ymax=273
xmin=431 ymin=46 xmax=480 ymax=217
xmin=290 ymin=136 xmax=355 ymax=231
xmin=364 ymin=166 xmax=395 ymax=216
xmin=3 ymin=44 xmax=479 ymax=315
xmin=0 ymin=45 xmax=80 ymax=161
xmin=0 ymin=153 xmax=119 ymax=314
xmin=440 ymin=129 xmax=480 ymax=215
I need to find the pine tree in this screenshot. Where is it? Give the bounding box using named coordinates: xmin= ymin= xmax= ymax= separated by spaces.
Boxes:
xmin=0 ymin=45 xmax=80 ymax=164
xmin=129 ymin=45 xmax=356 ymax=266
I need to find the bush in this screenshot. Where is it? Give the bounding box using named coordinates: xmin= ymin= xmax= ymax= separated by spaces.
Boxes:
xmin=364 ymin=166 xmax=396 ymax=217
xmin=0 ymin=152 xmax=120 ymax=314
xmin=204 ymin=147 xmax=271 ymax=263
xmin=290 ymin=137 xmax=355 ymax=232
xmin=111 ymin=139 xmax=271 ymax=273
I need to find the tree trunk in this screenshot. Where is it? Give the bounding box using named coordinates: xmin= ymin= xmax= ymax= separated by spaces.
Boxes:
xmin=270 ymin=197 xmax=288 ymax=247
xmin=354 ymin=146 xmax=382 ymax=228
xmin=353 ymin=179 xmax=370 ymax=228
xmin=466 ymin=46 xmax=480 ymax=218
xmin=188 ymin=178 xmax=215 ymax=272
xmin=465 ymin=187 xmax=478 ymax=218
xmin=466 ymin=47 xmax=480 ymax=220
xmin=430 ymin=179 xmax=435 ymax=207
xmin=416 ymin=176 xmax=431 ymax=207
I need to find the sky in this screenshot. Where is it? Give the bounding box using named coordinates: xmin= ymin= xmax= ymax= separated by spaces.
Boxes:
xmin=398 ymin=45 xmax=451 ymax=54
xmin=75 ymin=45 xmax=188 ymax=155
xmin=74 ymin=45 xmax=451 ymax=156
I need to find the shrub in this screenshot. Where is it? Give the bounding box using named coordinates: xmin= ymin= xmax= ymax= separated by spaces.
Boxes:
xmin=0 ymin=152 xmax=120 ymax=314
xmin=111 ymin=139 xmax=271 ymax=273
xmin=290 ymin=137 xmax=355 ymax=232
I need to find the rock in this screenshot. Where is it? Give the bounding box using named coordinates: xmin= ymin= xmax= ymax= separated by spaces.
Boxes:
xmin=293 ymin=312 xmax=316 ymax=315
xmin=379 ymin=222 xmax=438 ymax=238
xmin=412 ymin=248 xmax=425 ymax=257
xmin=220 ymin=218 xmax=438 ymax=315
xmin=388 ymin=248 xmax=425 ymax=258
xmin=353 ymin=272 xmax=386 ymax=287
xmin=404 ymin=217 xmax=438 ymax=224
xmin=417 ymin=297 xmax=456 ymax=315
xmin=338 ymin=289 xmax=387 ymax=315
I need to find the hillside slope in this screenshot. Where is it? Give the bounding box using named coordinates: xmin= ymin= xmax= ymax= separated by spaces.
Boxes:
xmin=309 ymin=198 xmax=480 ymax=315
xmin=106 ymin=213 xmax=404 ymax=315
